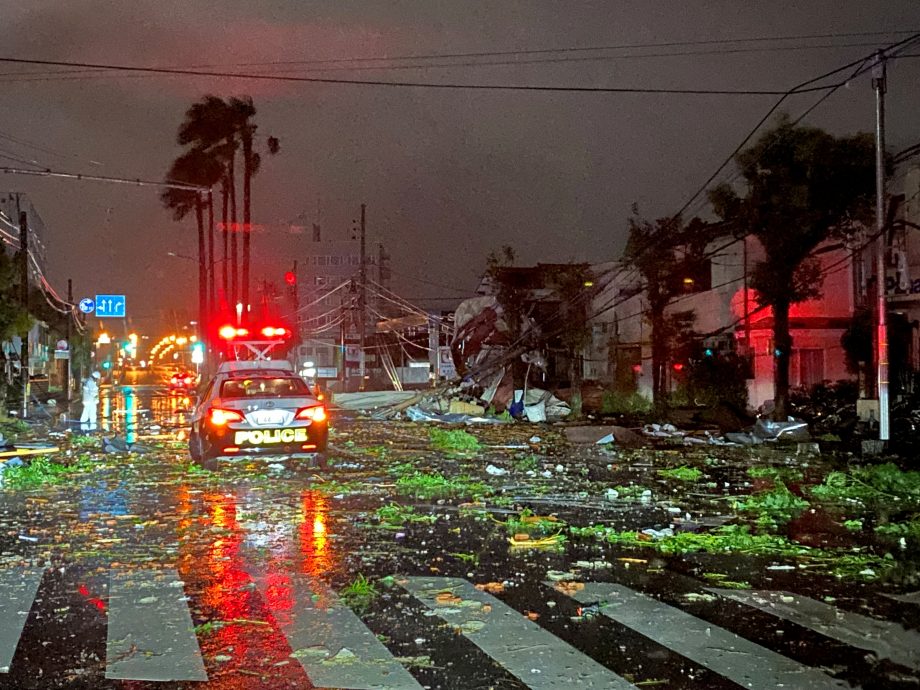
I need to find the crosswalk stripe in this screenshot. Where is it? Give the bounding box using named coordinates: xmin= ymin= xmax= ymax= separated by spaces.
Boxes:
xmin=560 ymin=582 xmax=849 ymax=690
xmin=0 ymin=568 xmax=43 ymax=673
xmin=710 ymin=588 xmax=920 ymax=671
xmin=403 ymin=576 xmax=636 ymax=689
xmin=884 ymin=590 xmax=920 ymax=605
xmin=105 ymin=568 xmax=207 ymax=681
xmin=249 ymin=569 xmax=422 ymax=690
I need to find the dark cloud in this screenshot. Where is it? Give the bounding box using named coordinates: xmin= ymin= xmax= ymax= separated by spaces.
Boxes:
xmin=1 ymin=1 xmax=917 ymax=328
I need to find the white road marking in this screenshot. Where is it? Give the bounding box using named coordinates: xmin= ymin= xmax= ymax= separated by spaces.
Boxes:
xmin=105 ymin=568 xmax=207 ymax=681
xmin=562 ymin=582 xmax=849 ymax=690
xmin=250 ymin=569 xmax=422 ymax=690
xmin=711 ymin=588 xmax=920 ymax=670
xmin=0 ymin=568 xmax=43 ymax=673
xmin=403 ymin=576 xmax=636 ymax=689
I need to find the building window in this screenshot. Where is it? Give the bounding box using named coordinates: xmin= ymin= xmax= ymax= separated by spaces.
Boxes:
xmin=792 ymin=348 xmax=825 ymax=389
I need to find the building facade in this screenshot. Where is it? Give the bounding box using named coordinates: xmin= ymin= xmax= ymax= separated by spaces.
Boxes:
xmin=586 ymin=234 xmax=859 ymax=410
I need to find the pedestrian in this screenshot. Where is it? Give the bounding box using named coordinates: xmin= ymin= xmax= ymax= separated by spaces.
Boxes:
xmin=79 ymin=371 xmax=101 ymax=431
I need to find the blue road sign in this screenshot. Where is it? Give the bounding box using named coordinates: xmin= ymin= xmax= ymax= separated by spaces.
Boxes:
xmin=95 ymin=294 xmax=126 ymax=318
xmin=78 ymin=298 xmax=95 ymax=314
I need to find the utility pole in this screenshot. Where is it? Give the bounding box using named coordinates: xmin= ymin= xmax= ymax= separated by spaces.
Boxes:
xmin=873 ymin=50 xmax=890 ymax=441
xmin=207 ymin=190 xmax=216 ymax=324
xmin=196 ymin=193 xmax=207 ymax=345
xmin=65 ymin=278 xmax=72 ymax=404
xmin=291 ymin=260 xmax=300 ymax=338
xmin=18 ymin=210 xmax=29 ymax=419
xmin=358 ymin=203 xmax=367 ymax=390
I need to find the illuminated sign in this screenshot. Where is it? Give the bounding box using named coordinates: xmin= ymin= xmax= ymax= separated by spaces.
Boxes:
xmin=234 ymin=428 xmax=308 ymax=445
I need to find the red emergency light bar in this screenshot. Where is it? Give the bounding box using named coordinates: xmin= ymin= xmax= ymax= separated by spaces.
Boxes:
xmin=218 ymin=325 xmax=249 ymax=340
xmin=218 ymin=325 xmax=291 ymax=341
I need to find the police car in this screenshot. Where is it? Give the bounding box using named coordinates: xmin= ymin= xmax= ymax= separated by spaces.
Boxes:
xmin=189 ymin=359 xmax=328 ymax=469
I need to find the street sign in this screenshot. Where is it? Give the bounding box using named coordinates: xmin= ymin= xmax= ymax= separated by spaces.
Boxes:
xmin=95 ymin=294 xmax=126 ymax=318
xmin=78 ymin=298 xmax=95 ymax=314
xmin=54 ymin=350 xmax=70 ymax=360
xmin=316 ymin=367 xmax=338 ymax=379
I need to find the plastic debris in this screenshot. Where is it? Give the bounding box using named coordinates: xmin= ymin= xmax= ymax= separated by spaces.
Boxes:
xmin=485 ymin=464 xmax=508 ymax=476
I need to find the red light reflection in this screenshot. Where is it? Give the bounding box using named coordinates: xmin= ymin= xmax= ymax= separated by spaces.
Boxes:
xmin=299 ymin=490 xmax=332 ymax=579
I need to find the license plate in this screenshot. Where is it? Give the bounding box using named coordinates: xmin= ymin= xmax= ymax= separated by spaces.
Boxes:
xmin=252 ymin=410 xmax=286 ymax=425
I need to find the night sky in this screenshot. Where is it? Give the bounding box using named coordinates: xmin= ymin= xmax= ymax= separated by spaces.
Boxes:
xmin=1 ymin=1 xmax=918 ymax=331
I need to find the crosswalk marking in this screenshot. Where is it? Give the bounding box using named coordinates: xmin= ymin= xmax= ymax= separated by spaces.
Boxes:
xmin=403 ymin=576 xmax=636 ymax=689
xmin=560 ymin=582 xmax=849 ymax=690
xmin=0 ymin=568 xmax=43 ymax=673
xmin=710 ymin=588 xmax=920 ymax=671
xmin=884 ymin=590 xmax=920 ymax=605
xmin=249 ymin=570 xmax=422 ymax=690
xmin=105 ymin=568 xmax=207 ymax=681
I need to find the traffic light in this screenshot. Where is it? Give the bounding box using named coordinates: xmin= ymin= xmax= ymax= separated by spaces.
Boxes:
xmin=703 ymin=347 xmax=714 ymax=357
xmin=191 ymin=342 xmax=204 ymax=364
xmin=284 ymin=271 xmax=297 ymax=286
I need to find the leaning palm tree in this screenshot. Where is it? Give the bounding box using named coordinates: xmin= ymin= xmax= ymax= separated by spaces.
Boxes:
xmin=177 ymin=96 xmax=239 ymax=305
xmin=161 ymin=148 xmax=223 ymax=332
xmin=170 ymin=94 xmax=278 ymax=317
xmin=228 ymin=96 xmax=280 ymax=309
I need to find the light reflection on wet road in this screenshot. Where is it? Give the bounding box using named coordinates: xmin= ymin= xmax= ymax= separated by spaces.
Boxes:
xmin=1 ymin=413 xmax=920 ymax=689
xmin=96 ymin=383 xmax=192 ymax=437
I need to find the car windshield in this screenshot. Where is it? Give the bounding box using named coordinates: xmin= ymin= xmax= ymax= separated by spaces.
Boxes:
xmin=219 ymin=377 xmax=308 ymax=398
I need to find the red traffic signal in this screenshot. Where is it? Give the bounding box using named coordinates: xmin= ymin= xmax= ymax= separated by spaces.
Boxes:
xmin=284 ymin=271 xmax=297 ymax=286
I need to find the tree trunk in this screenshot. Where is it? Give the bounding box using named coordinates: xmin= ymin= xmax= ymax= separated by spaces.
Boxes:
xmin=221 ymin=179 xmax=229 ymax=307
xmin=228 ymin=146 xmax=238 ymax=311
xmin=772 ymin=298 xmax=792 ymax=420
xmin=650 ymin=308 xmax=666 ymax=407
xmin=195 ymin=196 xmax=207 ymax=339
xmin=207 ymin=191 xmax=215 ymax=322
xmin=569 ymin=352 xmax=583 ymax=419
xmin=241 ymin=127 xmax=253 ymax=310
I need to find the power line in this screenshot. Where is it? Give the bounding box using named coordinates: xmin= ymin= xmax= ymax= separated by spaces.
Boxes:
xmin=0 ymin=165 xmax=208 ymax=192
xmin=0 ymin=56 xmax=833 ymax=96
xmin=1 ymin=41 xmax=897 ymax=84
xmin=22 ymin=30 xmax=917 ymax=76
xmin=608 ymin=32 xmax=920 ymax=309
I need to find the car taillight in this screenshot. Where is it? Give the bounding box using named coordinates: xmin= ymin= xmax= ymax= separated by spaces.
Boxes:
xmin=209 ymin=408 xmax=244 ymax=426
xmin=295 ymin=405 xmax=327 ymax=422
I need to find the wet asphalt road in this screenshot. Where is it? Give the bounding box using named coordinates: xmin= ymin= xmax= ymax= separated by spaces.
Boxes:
xmin=2 ymin=384 xmax=920 ymax=689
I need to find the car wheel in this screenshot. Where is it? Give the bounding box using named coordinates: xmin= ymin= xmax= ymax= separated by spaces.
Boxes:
xmin=189 ymin=429 xmax=203 ymax=462
xmin=191 ymin=429 xmax=219 ymax=470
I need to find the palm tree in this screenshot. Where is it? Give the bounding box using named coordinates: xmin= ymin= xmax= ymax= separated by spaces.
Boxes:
xmin=169 ymin=94 xmax=279 ymax=321
xmin=228 ymin=96 xmax=280 ymax=309
xmin=177 ymin=96 xmax=239 ymax=309
xmin=161 ymin=148 xmax=222 ymax=332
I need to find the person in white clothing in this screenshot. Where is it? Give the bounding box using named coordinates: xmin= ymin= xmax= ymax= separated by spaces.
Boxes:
xmin=79 ymin=371 xmax=101 ymax=431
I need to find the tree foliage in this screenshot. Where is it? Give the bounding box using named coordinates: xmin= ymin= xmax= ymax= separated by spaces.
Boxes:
xmin=622 ymin=208 xmax=716 ymax=405
xmin=163 ymin=95 xmax=279 ymax=311
xmin=709 ymin=115 xmax=876 ymax=418
xmin=0 ymin=249 xmax=31 ymax=416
